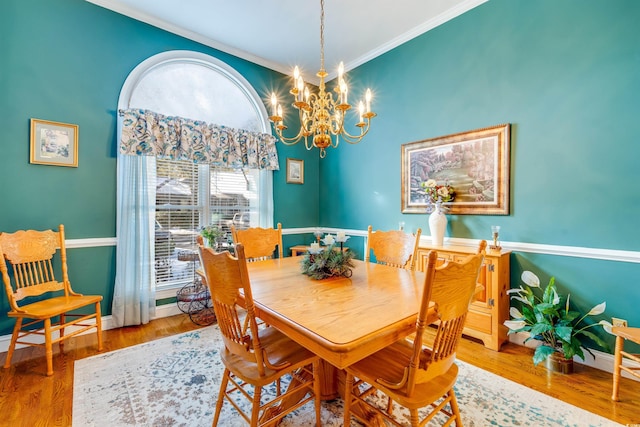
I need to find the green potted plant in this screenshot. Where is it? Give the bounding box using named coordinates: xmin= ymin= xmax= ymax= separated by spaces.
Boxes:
xmin=200 ymin=225 xmax=223 ymax=249
xmin=301 ymin=234 xmax=355 ymax=280
xmin=504 ymin=271 xmax=609 ymax=373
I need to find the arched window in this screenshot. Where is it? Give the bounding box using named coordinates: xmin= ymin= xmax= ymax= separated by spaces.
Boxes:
xmin=114 ymin=51 xmax=274 ymax=325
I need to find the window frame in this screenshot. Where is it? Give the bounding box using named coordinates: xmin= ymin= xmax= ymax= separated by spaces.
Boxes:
xmin=117 ymin=51 xmax=274 ymax=299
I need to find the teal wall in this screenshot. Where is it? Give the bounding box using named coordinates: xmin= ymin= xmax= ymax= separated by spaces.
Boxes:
xmin=320 ymin=0 xmax=640 ymax=350
xmin=1 ymin=0 xmax=639 ymax=354
xmin=0 ymin=0 xmax=319 ymax=335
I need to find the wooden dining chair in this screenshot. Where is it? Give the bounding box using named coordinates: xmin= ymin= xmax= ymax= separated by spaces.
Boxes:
xmin=199 ymin=243 xmax=321 ymax=427
xmin=344 ymin=240 xmax=487 ymax=427
xmin=0 ymin=224 xmax=103 ymax=376
xmin=611 ymin=326 xmax=640 ymax=401
xmin=365 ymin=225 xmax=422 ymax=270
xmin=231 ymin=223 xmax=283 ymax=261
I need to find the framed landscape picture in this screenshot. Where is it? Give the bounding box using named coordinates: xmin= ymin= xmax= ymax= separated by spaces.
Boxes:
xmin=401 ymin=124 xmax=511 ymax=215
xmin=30 ymin=118 xmax=79 ymax=167
xmin=286 ymin=158 xmax=304 ymax=184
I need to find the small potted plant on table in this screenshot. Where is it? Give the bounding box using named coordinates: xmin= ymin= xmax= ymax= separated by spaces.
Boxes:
xmin=200 ymin=225 xmax=223 ymax=250
xmin=504 ymin=271 xmax=609 ymax=373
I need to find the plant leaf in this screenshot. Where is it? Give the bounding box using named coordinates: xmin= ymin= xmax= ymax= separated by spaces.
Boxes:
xmin=542 ymin=278 xmax=556 ymax=304
xmin=535 ymin=302 xmax=557 ymax=316
xmin=580 ymin=329 xmax=612 ymax=352
xmin=562 ymin=310 xmax=580 ymax=323
xmin=564 ymin=337 xmax=585 ymax=360
xmin=533 ymin=345 xmax=556 ymax=365
xmin=521 ymin=305 xmax=536 ymax=323
xmin=555 ymin=325 xmax=573 ymax=342
xmin=530 ymin=322 xmax=552 ymax=336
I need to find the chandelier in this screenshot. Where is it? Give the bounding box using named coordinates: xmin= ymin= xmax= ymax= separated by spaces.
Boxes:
xmin=268 ymin=0 xmax=376 ymax=158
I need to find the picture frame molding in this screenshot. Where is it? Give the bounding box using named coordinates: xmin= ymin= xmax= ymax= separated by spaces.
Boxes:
xmin=286 ymin=158 xmax=304 ymax=184
xmin=401 ymin=124 xmax=511 ymax=215
xmin=30 ymin=118 xmax=79 ymax=167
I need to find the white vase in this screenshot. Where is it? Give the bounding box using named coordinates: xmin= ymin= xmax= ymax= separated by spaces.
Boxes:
xmin=428 ymin=203 xmax=447 ymax=246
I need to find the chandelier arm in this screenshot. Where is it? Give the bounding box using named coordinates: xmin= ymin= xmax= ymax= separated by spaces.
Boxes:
xmin=275 ymin=135 xmax=303 ymax=146
xmin=336 ymin=121 xmax=372 ymax=144
xmin=305 ymin=137 xmax=315 ymax=151
xmin=273 ymin=126 xmax=305 ymax=145
xmin=331 ymin=134 xmax=340 ymax=148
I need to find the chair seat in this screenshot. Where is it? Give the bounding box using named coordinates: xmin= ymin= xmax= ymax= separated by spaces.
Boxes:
xmin=8 ymin=294 xmax=103 ymax=319
xmin=347 ymin=338 xmax=458 ymax=408
xmin=221 ymin=325 xmax=317 ymax=386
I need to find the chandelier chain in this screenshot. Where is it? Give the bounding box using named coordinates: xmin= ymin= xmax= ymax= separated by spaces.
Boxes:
xmin=320 ymin=0 xmax=325 ymax=72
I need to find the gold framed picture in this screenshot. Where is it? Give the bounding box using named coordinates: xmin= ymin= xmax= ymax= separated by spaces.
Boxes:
xmin=30 ymin=118 xmax=79 ymax=167
xmin=401 ymin=124 xmax=511 ymax=215
xmin=286 ymin=158 xmax=304 ymax=184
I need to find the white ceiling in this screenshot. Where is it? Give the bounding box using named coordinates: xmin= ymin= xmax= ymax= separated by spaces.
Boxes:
xmin=87 ymin=0 xmax=487 ymax=83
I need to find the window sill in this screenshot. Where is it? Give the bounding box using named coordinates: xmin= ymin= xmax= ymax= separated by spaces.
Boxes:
xmin=156 ymin=285 xmax=186 ymax=300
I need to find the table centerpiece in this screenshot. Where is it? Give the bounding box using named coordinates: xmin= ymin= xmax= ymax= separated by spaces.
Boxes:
xmin=301 ymin=233 xmax=355 ymax=279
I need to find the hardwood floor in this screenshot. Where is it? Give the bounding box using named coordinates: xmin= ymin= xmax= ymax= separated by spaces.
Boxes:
xmin=0 ymin=315 xmax=638 ymax=426
xmin=454 ymin=335 xmax=640 ymax=426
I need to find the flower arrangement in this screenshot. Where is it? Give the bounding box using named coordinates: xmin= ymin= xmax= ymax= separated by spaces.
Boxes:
xmin=504 ymin=270 xmax=610 ymax=365
xmin=301 ymin=233 xmax=355 ymax=280
xmin=420 ymin=179 xmax=455 ymax=204
xmin=200 ymin=225 xmax=223 ymax=247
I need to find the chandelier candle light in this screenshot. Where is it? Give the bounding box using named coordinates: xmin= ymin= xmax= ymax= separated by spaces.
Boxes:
xmin=268 ymin=0 xmax=376 ymax=158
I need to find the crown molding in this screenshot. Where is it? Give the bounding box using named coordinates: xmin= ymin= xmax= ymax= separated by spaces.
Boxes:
xmin=85 ymin=0 xmax=488 ymax=85
xmin=85 ymin=0 xmax=288 ymax=75
xmin=342 ymin=0 xmax=488 ymax=75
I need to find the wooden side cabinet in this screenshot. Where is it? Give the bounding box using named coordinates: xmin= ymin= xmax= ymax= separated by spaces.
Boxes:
xmin=415 ymin=243 xmax=511 ymax=351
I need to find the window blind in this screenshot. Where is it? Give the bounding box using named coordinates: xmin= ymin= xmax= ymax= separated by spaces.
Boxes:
xmin=153 ymin=159 xmax=259 ymax=289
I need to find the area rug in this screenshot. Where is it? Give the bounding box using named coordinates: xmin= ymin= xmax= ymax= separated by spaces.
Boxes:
xmin=73 ymin=326 xmax=622 ymax=427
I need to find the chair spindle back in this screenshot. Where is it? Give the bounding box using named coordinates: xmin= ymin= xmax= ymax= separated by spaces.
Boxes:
xmin=365 ymin=225 xmax=422 ymax=270
xmin=231 ymin=223 xmax=283 ymax=261
xmin=0 ymin=227 xmax=70 ymax=308
xmin=199 ymin=243 xmax=266 ymax=371
xmin=402 ymin=240 xmax=486 ymax=395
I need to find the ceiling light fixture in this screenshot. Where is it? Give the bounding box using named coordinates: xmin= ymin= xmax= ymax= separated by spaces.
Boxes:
xmin=268 ymin=0 xmax=376 ymax=158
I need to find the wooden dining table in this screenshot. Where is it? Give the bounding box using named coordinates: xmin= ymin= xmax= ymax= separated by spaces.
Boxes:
xmin=244 ymin=256 xmax=433 ymax=401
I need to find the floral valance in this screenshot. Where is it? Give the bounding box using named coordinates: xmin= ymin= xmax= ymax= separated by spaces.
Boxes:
xmin=119 ymin=108 xmax=279 ymax=170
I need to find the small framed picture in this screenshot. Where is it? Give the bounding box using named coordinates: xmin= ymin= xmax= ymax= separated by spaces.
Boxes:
xmin=30 ymin=118 xmax=79 ymax=167
xmin=286 ymin=158 xmax=304 ymax=184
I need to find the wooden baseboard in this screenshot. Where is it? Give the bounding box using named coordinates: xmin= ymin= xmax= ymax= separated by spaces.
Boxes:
xmin=0 ymin=303 xmax=182 ymax=353
xmin=508 ymin=332 xmax=640 ymax=381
